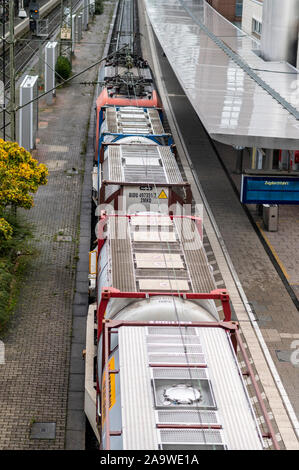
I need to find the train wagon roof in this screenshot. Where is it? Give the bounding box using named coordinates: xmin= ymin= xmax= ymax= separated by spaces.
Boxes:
xmin=103 ymin=106 xmax=165 ymax=136
xmin=103 ymin=322 xmax=263 ymax=450
xmin=99 ymin=214 xmax=215 ymax=294
xmin=102 ymin=144 xmax=183 ymax=185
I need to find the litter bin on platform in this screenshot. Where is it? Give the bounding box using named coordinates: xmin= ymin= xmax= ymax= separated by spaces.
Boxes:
xmin=263 ymin=204 xmax=278 ymax=232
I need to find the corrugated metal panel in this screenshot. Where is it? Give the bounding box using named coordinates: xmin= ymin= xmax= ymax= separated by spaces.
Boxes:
xmin=158 ymin=146 xmax=183 ymax=184
xmin=174 ymin=218 xmax=215 ymax=293
xmin=101 ymin=158 xmax=120 ymax=200
xmin=118 ymin=327 xmax=159 ymax=449
xmin=98 ymin=243 xmax=109 ymax=297
xmin=109 ymin=218 xmax=136 ymax=291
xmin=148 ymin=109 xmax=165 ymax=135
xmin=106 ymin=107 xmax=118 ymax=133
xmin=199 ymin=328 xmax=263 ymax=449
xmin=102 ymin=158 xmax=110 ymax=181
xmin=108 ymin=146 xmax=122 ymax=181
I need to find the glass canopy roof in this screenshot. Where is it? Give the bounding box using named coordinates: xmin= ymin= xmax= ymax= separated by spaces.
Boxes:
xmin=145 ymin=0 xmax=299 ymax=149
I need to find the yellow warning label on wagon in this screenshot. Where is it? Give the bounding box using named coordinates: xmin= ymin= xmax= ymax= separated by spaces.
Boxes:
xmin=158 ymin=189 xmax=168 ymax=199
xmin=102 ymin=356 xmax=116 ymax=426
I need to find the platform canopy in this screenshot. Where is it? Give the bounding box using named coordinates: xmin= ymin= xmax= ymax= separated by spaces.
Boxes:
xmin=144 ymin=0 xmax=299 ymax=150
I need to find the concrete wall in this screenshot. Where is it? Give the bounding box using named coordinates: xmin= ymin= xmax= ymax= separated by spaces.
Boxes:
xmin=261 ymin=0 xmax=299 ymax=66
xmin=242 ymin=0 xmax=263 ymax=36
xmin=208 ymin=0 xmax=237 ymax=22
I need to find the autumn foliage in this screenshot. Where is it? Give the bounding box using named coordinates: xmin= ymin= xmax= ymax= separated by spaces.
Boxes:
xmin=0 ymin=139 xmax=48 ymax=240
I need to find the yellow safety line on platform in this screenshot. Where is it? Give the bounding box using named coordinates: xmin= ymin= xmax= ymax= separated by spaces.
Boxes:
xmin=256 ymin=221 xmax=290 ymax=280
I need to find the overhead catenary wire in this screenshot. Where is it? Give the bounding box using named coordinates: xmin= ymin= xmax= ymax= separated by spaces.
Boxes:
xmin=126 ymin=70 xmax=216 ymax=443
xmin=101 ymin=2 xmax=216 ymax=444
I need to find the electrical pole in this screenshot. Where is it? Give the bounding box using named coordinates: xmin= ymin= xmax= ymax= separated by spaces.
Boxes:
xmin=1 ymin=0 xmax=6 ymax=140
xmin=70 ymin=0 xmax=73 ymax=60
xmin=9 ymin=0 xmax=16 ymax=141
xmin=60 ymin=0 xmax=73 ymax=62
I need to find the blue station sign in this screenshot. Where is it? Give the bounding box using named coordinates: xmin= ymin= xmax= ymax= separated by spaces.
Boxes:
xmin=241 ymin=175 xmax=299 ymax=204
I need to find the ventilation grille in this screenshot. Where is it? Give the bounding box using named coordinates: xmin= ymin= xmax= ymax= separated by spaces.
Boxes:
xmin=148 ymin=327 xmax=197 ymax=335
xmin=152 ymin=368 xmax=207 ymax=380
xmin=124 ymin=165 xmax=166 ymax=183
xmin=147 ymin=334 xmax=201 ymax=345
xmin=121 ymin=144 xmax=160 ymax=159
xmin=157 ymin=410 xmax=219 ymax=425
xmin=148 ymin=344 xmax=203 ymax=354
xmin=149 ymin=353 xmax=206 ymax=365
xmin=160 ymin=429 xmax=223 ymax=444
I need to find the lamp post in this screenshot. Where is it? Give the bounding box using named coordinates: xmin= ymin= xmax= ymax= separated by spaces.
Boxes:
xmin=18 ymin=1 xmax=27 ymax=19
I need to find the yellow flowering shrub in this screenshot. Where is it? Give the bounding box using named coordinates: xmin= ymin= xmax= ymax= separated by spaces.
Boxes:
xmin=0 ymin=217 xmax=13 ymax=240
xmin=0 ymin=139 xmax=48 ymax=210
xmin=0 ymin=139 xmax=48 ymax=238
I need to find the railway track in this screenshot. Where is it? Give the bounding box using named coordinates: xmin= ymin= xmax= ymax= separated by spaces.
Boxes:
xmin=108 ymin=0 xmax=139 ymax=56
xmin=0 ymin=0 xmax=82 ymax=90
xmin=0 ymin=0 xmax=83 ymax=137
xmin=84 ymin=0 xmax=285 ymax=451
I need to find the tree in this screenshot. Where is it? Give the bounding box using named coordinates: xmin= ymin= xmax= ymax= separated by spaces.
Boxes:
xmin=0 ymin=139 xmax=48 ymax=237
xmin=55 ymin=55 xmax=72 ymax=81
xmin=95 ymin=0 xmax=104 ymax=15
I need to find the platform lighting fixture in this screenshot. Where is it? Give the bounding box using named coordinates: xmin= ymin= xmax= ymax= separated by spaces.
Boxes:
xmin=18 ymin=1 xmax=27 ymax=18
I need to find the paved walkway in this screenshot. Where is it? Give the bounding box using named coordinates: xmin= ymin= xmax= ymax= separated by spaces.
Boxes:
xmin=0 ymin=3 xmax=115 ymax=450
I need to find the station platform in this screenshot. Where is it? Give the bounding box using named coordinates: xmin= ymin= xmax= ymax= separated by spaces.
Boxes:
xmin=214 ymin=143 xmax=299 ymax=304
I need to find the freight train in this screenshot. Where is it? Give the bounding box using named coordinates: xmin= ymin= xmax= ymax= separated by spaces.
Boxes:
xmin=84 ymin=2 xmax=276 ymax=451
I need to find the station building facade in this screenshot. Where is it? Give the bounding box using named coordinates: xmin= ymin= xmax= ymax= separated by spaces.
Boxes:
xmin=206 ymin=0 xmax=243 ymax=23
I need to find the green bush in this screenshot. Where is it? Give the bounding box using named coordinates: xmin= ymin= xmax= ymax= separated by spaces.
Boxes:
xmin=0 ymin=259 xmax=14 ymax=331
xmin=0 ymin=211 xmax=33 ymax=333
xmin=55 ymin=55 xmax=72 ymax=81
xmin=95 ymin=0 xmax=104 ymax=15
